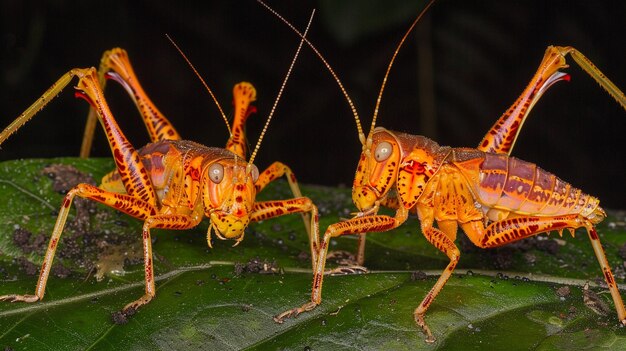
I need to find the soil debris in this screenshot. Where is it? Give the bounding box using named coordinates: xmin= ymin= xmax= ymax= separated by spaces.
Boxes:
xmin=42 ymin=164 xmax=97 ymax=232
xmin=582 ymin=282 xmax=611 ymax=316
xmin=410 ymin=271 xmax=428 ymax=281
xmin=555 ymin=286 xmax=571 ymax=298
xmin=16 ymin=257 xmax=38 ymax=276
xmin=234 ymin=257 xmax=280 ymax=275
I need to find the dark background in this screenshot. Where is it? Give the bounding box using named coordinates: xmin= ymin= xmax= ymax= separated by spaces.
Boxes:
xmin=1 ymin=0 xmax=625 ymax=208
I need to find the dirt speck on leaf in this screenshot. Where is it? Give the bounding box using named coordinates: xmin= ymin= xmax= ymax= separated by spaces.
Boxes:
xmin=582 ymin=282 xmax=611 ymax=316
xmin=234 ymin=257 xmax=280 ymax=276
xmin=16 ymin=257 xmax=38 ymax=276
xmin=556 ymin=286 xmax=571 ymax=297
xmin=42 ymin=164 xmax=97 ymax=232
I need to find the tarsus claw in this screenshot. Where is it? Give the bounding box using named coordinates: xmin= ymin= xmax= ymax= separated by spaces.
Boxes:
xmin=274 ymin=301 xmax=318 ymax=323
xmin=0 ymin=294 xmax=40 ymax=303
xmin=326 ymin=265 xmax=368 ymax=276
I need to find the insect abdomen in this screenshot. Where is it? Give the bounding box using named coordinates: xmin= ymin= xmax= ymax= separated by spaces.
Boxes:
xmin=454 ymin=151 xmax=604 ymax=223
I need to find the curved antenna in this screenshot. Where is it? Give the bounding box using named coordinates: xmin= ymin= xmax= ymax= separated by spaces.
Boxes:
xmin=166 ymin=34 xmax=232 ymax=137
xmin=247 ymin=9 xmax=315 ymax=168
xmin=368 ymin=0 xmax=436 ymax=139
xmin=257 ymin=0 xmax=366 ymax=146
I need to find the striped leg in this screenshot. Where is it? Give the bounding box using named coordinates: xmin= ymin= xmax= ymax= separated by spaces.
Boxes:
xmin=413 ymin=207 xmax=461 ymax=343
xmin=461 ymin=215 xmax=626 ymax=325
xmin=478 ymin=46 xmax=570 ymax=154
xmin=124 ymin=214 xmax=202 ymax=312
xmin=255 ymin=162 xmax=312 ymax=242
xmin=349 ymin=196 xmax=402 ymax=266
xmin=75 ymin=68 xmax=157 ymax=204
xmin=0 ymin=183 xmax=156 ymax=304
xmin=479 ymin=46 xmax=626 ymax=155
xmin=81 ymin=48 xmax=180 ymax=157
xmin=273 ymin=206 xmax=409 ymax=323
xmin=251 ymin=198 xmax=319 ymax=270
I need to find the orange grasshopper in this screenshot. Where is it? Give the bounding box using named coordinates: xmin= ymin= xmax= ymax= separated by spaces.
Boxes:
xmin=0 ymin=15 xmax=322 ymax=316
xmin=261 ymin=1 xmax=626 ymax=343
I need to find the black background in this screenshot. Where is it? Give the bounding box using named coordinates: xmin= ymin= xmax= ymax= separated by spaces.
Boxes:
xmin=1 ymin=0 xmax=625 ymax=208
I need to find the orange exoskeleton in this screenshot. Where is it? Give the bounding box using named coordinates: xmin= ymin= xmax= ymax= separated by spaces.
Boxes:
xmin=261 ymin=0 xmax=626 ymax=343
xmin=0 ymin=13 xmax=321 ymax=316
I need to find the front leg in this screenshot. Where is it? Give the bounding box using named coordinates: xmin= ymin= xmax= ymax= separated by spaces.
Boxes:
xmin=255 ymin=162 xmax=312 ymax=240
xmin=250 ymin=198 xmax=319 ymax=270
xmin=274 ymin=206 xmax=408 ymax=323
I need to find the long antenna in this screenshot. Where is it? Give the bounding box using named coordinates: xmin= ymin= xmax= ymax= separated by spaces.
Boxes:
xmin=257 ymin=0 xmax=366 ymax=146
xmin=247 ymin=9 xmax=315 ymax=168
xmin=368 ymin=0 xmax=436 ymax=139
xmin=166 ymin=34 xmax=232 ymax=137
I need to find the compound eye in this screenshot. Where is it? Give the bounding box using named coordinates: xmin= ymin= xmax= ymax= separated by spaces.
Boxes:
xmin=250 ymin=164 xmax=260 ymax=183
xmin=374 ymin=141 xmax=393 ymax=162
xmin=208 ymin=163 xmax=224 ymax=183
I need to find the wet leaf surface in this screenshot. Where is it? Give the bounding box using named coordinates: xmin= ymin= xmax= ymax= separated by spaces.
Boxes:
xmin=0 ymin=158 xmax=625 ymax=350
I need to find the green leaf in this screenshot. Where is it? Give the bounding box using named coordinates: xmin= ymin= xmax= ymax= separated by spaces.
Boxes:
xmin=0 ymin=158 xmax=625 ymax=350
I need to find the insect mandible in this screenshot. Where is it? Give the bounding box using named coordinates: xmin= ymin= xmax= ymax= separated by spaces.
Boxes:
xmin=0 ymin=12 xmax=320 ymax=317
xmin=260 ymin=0 xmax=626 ymax=343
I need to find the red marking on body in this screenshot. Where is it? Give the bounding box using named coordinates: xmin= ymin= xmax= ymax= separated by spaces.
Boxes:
xmin=588 ymin=228 xmax=599 ymax=240
xmin=422 ymin=294 xmax=432 ymax=308
xmin=313 ymin=273 xmax=322 ymax=290
xmin=604 ymin=268 xmax=615 ymax=286
xmin=50 ymin=238 xmax=58 ymax=250
xmin=113 ymin=149 xmax=125 ymax=168
xmin=289 ymin=173 xmax=297 ymax=184
xmin=74 ymin=91 xmax=95 ymax=107
xmin=403 ymin=160 xmax=426 ymax=176
xmin=63 ymin=197 xmax=71 ymax=208
xmin=190 ymin=167 xmax=200 ymax=181
xmin=145 ymin=258 xmax=153 ymax=283
xmin=235 ymin=184 xmax=244 ymax=191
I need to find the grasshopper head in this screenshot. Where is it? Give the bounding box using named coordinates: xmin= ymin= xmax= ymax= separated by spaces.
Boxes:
xmin=352 ymin=128 xmax=401 ymax=211
xmin=203 ymin=158 xmax=259 ymax=243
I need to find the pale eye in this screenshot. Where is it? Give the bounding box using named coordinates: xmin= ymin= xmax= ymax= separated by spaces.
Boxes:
xmin=250 ymin=164 xmax=260 ymax=183
xmin=374 ymin=141 xmax=393 ymax=162
xmin=208 ymin=163 xmax=224 ymax=183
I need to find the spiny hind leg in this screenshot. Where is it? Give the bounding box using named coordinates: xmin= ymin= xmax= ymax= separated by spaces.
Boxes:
xmin=0 ymin=183 xmax=156 ymax=304
xmin=461 ymin=215 xmax=626 ymax=324
xmin=586 ymin=227 xmax=626 ymax=324
xmin=81 ymin=48 xmax=180 ymax=157
xmin=75 ymin=68 xmax=157 ymax=205
xmin=478 ymin=46 xmax=571 ymax=155
xmin=479 ymin=46 xmax=626 ymax=155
